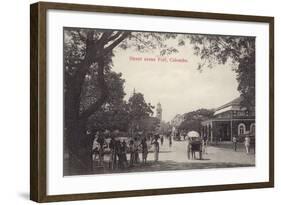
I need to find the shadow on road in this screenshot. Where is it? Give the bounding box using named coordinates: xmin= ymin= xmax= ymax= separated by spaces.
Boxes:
xmin=140 ymin=160 xmax=254 ymax=172
xmin=65 ymin=159 xmax=254 ymax=176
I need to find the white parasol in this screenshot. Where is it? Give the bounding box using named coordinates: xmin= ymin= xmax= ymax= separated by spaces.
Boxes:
xmin=187 ymin=131 xmax=200 ymax=138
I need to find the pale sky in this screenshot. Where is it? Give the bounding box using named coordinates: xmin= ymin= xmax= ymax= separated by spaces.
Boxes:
xmin=112 ymin=38 xmax=240 ymax=122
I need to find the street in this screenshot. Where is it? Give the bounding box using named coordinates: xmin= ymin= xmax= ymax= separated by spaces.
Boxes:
xmin=80 ymin=139 xmax=255 ymax=175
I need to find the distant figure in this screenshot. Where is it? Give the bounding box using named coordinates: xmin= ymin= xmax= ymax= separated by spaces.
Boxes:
xmin=109 ymin=137 xmax=117 ymax=170
xmin=134 ymin=138 xmax=140 ymax=164
xmin=97 ymin=132 xmax=105 ymax=166
xmin=141 ymin=137 xmax=148 ymax=164
xmin=245 ymin=136 xmax=251 ymax=154
xmin=232 ymin=136 xmax=237 ymax=151
xmin=151 ymin=137 xmax=160 ymax=162
xmin=92 ymin=136 xmax=100 ymax=162
xmin=160 ymin=135 xmax=164 ymax=146
xmin=121 ymin=140 xmax=128 ymax=168
xmin=186 ymin=137 xmax=191 ymax=160
xmin=129 ymin=139 xmax=135 ymax=166
xmin=169 ymin=135 xmax=172 ymax=148
xmin=115 ymin=140 xmax=123 ymax=169
xmin=203 ymin=135 xmax=208 ymax=154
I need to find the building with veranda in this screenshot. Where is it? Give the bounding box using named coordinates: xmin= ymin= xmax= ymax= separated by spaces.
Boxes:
xmin=201 ymin=97 xmax=255 ymax=143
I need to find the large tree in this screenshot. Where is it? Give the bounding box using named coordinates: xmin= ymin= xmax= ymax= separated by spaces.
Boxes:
xmin=127 ymin=92 xmax=155 ymax=136
xmin=64 ymin=28 xmax=177 ymax=169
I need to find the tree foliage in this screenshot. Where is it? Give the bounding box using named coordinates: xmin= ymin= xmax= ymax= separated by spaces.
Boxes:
xmin=138 ymin=117 xmax=160 ymax=135
xmin=64 ymin=28 xmax=179 ymax=168
xmin=186 ymin=34 xmax=256 ymax=108
xmin=128 ymin=92 xmax=154 ymax=121
xmin=85 ymin=71 xmax=129 ymax=132
xmin=64 ymin=28 xmax=179 ymax=129
xmin=236 ymin=51 xmax=255 ymax=108
xmin=127 ymin=92 xmax=156 ymax=136
xmin=178 ymin=109 xmax=214 ymax=132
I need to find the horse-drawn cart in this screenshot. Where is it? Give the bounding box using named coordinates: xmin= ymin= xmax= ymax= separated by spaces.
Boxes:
xmin=186 ymin=131 xmax=203 ymax=160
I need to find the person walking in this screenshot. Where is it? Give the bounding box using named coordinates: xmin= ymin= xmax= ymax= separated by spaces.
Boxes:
xmin=186 ymin=136 xmax=191 ymax=160
xmin=115 ymin=140 xmax=123 ymax=169
xmin=134 ymin=137 xmax=140 ymax=164
xmin=109 ymin=137 xmax=117 ymax=170
xmin=97 ymin=133 xmax=106 ymax=167
xmin=92 ymin=136 xmax=99 ymax=161
xmin=160 ymin=135 xmax=164 ymax=146
xmin=141 ymin=137 xmax=148 ymax=164
xmin=129 ymin=139 xmax=135 ymax=166
xmin=151 ymin=136 xmax=160 ymax=162
xmin=169 ymin=135 xmax=172 ymax=148
xmin=202 ymin=135 xmax=208 ymax=154
xmin=121 ymin=140 xmax=128 ymax=168
xmin=245 ymin=136 xmax=251 ymax=154
xmin=91 ymin=135 xmax=100 ymax=170
xmin=232 ymin=136 xmax=237 ymax=151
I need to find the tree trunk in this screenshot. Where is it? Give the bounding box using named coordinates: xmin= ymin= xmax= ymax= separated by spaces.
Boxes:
xmin=65 ymin=117 xmax=92 ymax=175
xmin=63 ymin=31 xmax=130 ymax=175
xmin=64 ymin=58 xmax=108 ymax=175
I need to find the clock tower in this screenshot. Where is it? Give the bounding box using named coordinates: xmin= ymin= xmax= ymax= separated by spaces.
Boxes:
xmin=156 ymin=102 xmax=162 ymax=121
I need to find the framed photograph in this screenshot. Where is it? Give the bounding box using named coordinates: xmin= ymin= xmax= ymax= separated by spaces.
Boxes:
xmin=30 ymin=1 xmax=274 ymax=202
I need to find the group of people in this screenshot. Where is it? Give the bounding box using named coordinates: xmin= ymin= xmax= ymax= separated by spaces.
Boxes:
xmin=91 ymin=132 xmax=162 ymax=171
xmin=232 ymin=135 xmax=252 ymax=154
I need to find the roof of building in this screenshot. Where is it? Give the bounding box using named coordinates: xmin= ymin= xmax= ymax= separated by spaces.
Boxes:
xmin=215 ymin=97 xmax=242 ymax=111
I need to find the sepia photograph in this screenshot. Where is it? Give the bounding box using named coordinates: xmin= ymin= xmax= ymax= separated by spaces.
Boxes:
xmin=63 ymin=27 xmax=256 ymax=176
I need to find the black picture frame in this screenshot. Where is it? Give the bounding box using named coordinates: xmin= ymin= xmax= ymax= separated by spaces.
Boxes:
xmin=30 ymin=1 xmax=274 ymax=202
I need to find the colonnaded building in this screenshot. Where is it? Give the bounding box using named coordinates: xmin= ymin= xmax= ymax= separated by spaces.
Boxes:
xmin=201 ymin=97 xmax=255 ymax=142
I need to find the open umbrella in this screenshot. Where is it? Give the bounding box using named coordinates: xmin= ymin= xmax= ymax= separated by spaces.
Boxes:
xmin=187 ymin=131 xmax=200 ymax=138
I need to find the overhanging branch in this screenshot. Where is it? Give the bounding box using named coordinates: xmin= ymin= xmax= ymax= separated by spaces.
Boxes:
xmin=103 ymin=32 xmax=130 ymax=54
